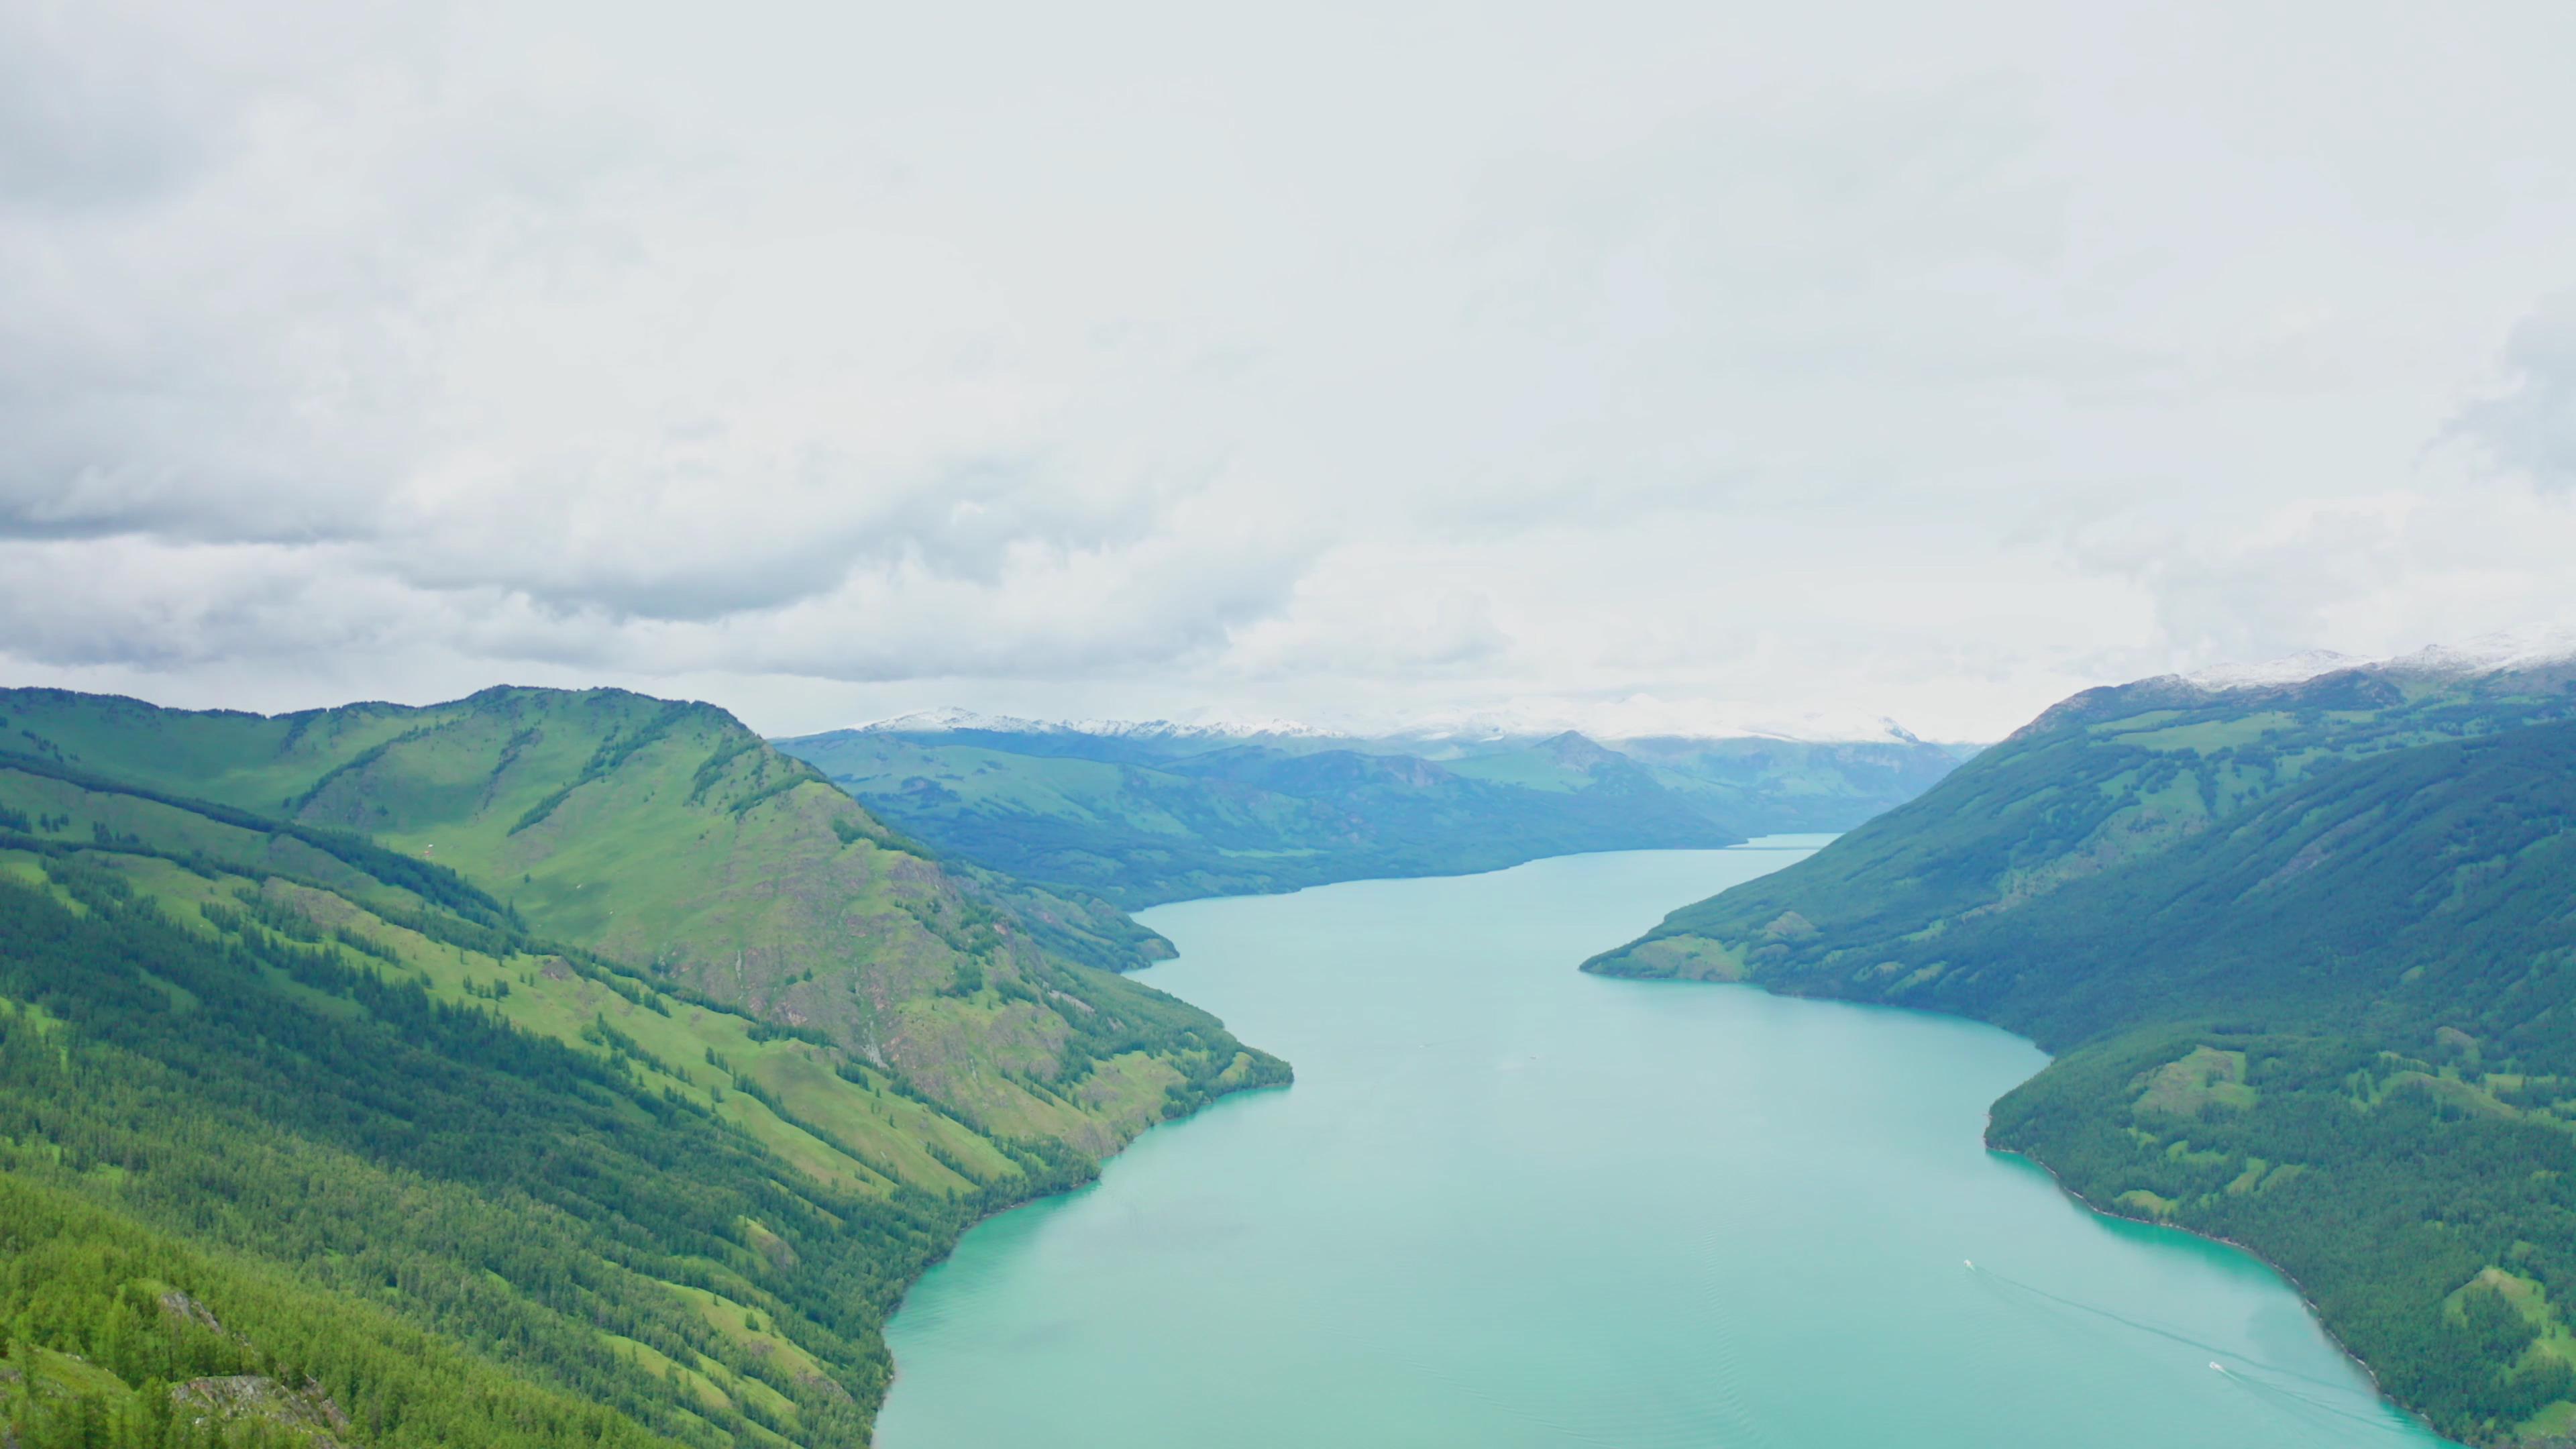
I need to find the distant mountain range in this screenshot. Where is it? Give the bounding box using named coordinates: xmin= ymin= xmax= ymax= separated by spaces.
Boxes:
xmin=856 ymin=706 xmax=1334 ymax=744
xmin=776 ymin=713 xmax=1978 ymax=908
xmin=1587 ymin=636 xmax=2576 ymax=1444
xmin=856 ymin=700 xmax=1945 ymax=747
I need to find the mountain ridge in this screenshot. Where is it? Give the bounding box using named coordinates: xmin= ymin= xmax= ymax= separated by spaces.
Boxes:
xmin=0 ymin=682 xmax=1285 ymax=1448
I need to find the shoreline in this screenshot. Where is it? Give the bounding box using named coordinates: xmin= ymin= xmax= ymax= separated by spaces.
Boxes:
xmin=1830 ymin=979 xmax=2455 ymax=1440
xmin=1594 ymin=961 xmax=2457 ymax=1440
xmin=1129 ymin=837 xmax=1829 ymax=913
xmin=877 ymin=848 xmax=2435 ymax=1446
xmin=1978 ymin=1140 xmax=2447 ymax=1440
xmin=870 ymin=1071 xmax=1293 ymax=1406
xmin=1729 ymin=975 xmax=2469 ymax=1440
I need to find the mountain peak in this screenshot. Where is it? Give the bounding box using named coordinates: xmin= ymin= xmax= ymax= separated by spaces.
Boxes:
xmin=1536 ymin=729 xmax=1615 ymax=761
xmin=2169 ymin=627 xmax=2576 ymax=695
xmin=862 ymin=706 xmax=1047 ymax=734
xmin=2377 ymin=625 xmax=2576 ymax=679
xmin=2179 ymin=650 xmax=2367 ymax=692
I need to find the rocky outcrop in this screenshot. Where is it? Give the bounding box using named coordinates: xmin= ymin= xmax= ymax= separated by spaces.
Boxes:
xmin=171 ymin=1376 xmax=354 ymax=1448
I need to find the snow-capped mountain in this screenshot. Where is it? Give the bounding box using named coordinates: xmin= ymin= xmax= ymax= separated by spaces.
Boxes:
xmin=2180 ymin=650 xmax=2367 ymax=691
xmin=2377 ymin=625 xmax=2576 ymax=678
xmin=854 ymin=629 xmax=2576 ymax=747
xmin=2171 ymin=627 xmax=2576 ymax=694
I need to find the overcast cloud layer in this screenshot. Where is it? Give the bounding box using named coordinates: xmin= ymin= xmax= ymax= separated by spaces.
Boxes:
xmin=5 ymin=1 xmax=2574 ymax=740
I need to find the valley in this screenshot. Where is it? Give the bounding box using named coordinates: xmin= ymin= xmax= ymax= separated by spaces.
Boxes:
xmin=873 ymin=847 xmax=2444 ymax=1448
xmin=9 ymin=10 xmax=2559 ymax=1446
xmin=778 ymin=710 xmax=1972 ymax=907
xmin=3 ymin=656 xmax=2559 ymax=1448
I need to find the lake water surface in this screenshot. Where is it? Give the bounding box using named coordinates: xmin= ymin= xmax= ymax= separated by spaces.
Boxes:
xmin=879 ymin=845 xmax=2452 ymax=1447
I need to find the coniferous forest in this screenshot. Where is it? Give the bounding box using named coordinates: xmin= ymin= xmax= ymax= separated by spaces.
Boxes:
xmin=1592 ymin=660 xmax=2576 ymax=1446
xmin=0 ymin=687 xmax=1286 ymax=1447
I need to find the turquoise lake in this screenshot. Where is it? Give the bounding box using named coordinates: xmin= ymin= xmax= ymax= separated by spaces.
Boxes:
xmin=878 ymin=845 xmax=2453 ymax=1447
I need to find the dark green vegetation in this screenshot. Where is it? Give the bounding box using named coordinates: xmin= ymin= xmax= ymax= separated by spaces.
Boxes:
xmin=1589 ymin=659 xmax=2576 ymax=1446
xmin=0 ymin=686 xmax=1285 ymax=1448
xmin=777 ymin=720 xmax=1972 ymax=907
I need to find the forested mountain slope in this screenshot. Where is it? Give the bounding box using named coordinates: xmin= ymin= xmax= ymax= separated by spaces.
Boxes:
xmin=1563 ymin=731 xmax=1979 ymax=835
xmin=1 ymin=686 xmax=1236 ymax=1142
xmin=1588 ymin=657 xmax=2576 ymax=1446
xmin=779 ymin=727 xmax=1738 ymax=906
xmin=0 ymin=686 xmax=1283 ymax=1447
xmin=777 ymin=718 xmax=1972 ymax=907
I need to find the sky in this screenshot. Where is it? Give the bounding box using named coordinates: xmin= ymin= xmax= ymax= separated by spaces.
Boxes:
xmin=5 ymin=1 xmax=2574 ymax=742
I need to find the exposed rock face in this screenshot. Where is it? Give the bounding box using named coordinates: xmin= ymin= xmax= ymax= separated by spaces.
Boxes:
xmin=157 ymin=1289 xmax=227 ymax=1336
xmin=171 ymin=1376 xmax=354 ymax=1447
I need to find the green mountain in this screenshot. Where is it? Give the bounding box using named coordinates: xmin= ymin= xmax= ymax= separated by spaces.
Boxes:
xmin=1587 ymin=655 xmax=2576 ymax=1445
xmin=776 ymin=716 xmax=1971 ymax=908
xmin=1503 ymin=731 xmax=1979 ymax=834
xmin=0 ymin=685 xmax=1283 ymax=1448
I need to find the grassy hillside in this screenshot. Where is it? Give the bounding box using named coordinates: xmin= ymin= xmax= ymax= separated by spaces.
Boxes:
xmin=1587 ymin=661 xmax=2576 ymax=1445
xmin=778 ymin=723 xmax=1967 ymax=907
xmin=0 ymin=685 xmax=1285 ymax=1447
xmin=1 ymin=686 xmax=1272 ymax=1146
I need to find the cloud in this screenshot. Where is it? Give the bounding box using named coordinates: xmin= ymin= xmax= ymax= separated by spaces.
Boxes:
xmin=2449 ymin=292 xmax=2576 ymax=494
xmin=2059 ymin=486 xmax=2576 ymax=677
xmin=4 ymin=1 xmax=2576 ymax=741
xmin=0 ymin=538 xmax=410 ymax=669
